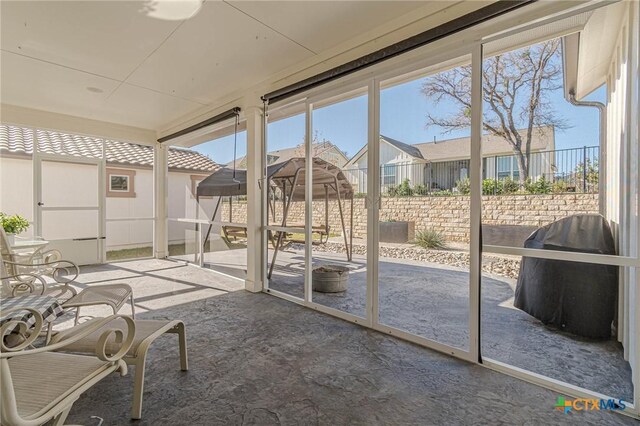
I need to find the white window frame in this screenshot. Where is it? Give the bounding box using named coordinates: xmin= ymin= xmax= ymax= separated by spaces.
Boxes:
xmin=382 ymin=164 xmax=396 ymax=186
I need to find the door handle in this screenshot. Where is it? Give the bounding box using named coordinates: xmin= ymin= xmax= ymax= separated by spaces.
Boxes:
xmin=37 ymin=202 xmax=44 ymax=206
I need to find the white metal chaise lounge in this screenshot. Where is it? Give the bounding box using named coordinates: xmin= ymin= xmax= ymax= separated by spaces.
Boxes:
xmin=1 ymin=309 xmax=135 ymax=426
xmin=51 ymin=317 xmax=188 ymax=419
xmin=1 ymin=258 xmax=135 ymax=325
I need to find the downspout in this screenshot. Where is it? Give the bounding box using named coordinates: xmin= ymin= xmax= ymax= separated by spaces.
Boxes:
xmin=567 ymin=90 xmax=607 ymax=217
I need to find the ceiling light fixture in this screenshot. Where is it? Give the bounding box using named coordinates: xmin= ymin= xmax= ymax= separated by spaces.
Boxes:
xmin=141 ymin=0 xmax=203 ymax=21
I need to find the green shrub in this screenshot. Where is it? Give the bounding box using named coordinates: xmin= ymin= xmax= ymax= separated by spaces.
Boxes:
xmin=414 ymin=229 xmax=447 ymax=250
xmin=524 ymin=176 xmax=552 ymax=194
xmin=552 ymin=180 xmax=568 ymax=193
xmin=0 ymin=213 xmax=30 ymax=235
xmin=413 ymin=184 xmax=428 ymax=196
xmin=354 ymin=192 xmax=367 ymax=198
xmin=455 ymin=178 xmax=471 ymax=195
xmin=386 ymin=186 xmax=398 ymax=197
xmin=501 ymin=176 xmax=520 ymax=194
xmin=396 ymin=178 xmax=413 ymax=196
xmin=482 ymin=179 xmax=502 ymax=195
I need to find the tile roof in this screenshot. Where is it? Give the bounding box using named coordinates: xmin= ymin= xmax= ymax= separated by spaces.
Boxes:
xmin=0 ymin=124 xmax=219 ymax=172
xmin=414 ymin=126 xmax=555 ymax=161
xmin=345 ymin=126 xmax=555 ymax=166
xmin=380 ymin=135 xmax=424 ymax=159
xmin=233 ymin=141 xmax=349 ymax=169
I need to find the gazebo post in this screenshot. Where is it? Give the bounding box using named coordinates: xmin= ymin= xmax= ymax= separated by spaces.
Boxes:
xmin=195 ymin=192 xmax=204 ymax=266
xmin=334 ymin=176 xmax=350 ymax=262
xmin=349 ymin=195 xmax=354 ymax=260
xmin=203 ymin=196 xmax=222 ymax=250
xmin=324 ymin=185 xmax=329 ymax=238
xmin=268 ymin=170 xmax=301 ymax=279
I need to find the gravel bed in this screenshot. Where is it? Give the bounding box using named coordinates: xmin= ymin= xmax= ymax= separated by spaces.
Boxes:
xmin=293 ymin=242 xmax=521 ymax=280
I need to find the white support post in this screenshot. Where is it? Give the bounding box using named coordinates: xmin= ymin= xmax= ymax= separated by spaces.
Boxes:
xmin=245 ymin=105 xmax=264 ymax=293
xmin=369 ymin=78 xmax=380 ymax=328
xmin=469 ymin=43 xmax=483 ymax=364
xmin=304 ymin=102 xmax=313 ymax=303
xmin=154 ymin=143 xmax=168 ymax=258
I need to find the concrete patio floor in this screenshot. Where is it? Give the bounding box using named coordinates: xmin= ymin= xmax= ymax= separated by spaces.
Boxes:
xmin=266 ymin=249 xmax=634 ymax=403
xmin=58 ymin=259 xmax=636 ymax=425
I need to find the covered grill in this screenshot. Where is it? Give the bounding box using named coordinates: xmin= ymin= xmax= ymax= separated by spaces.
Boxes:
xmin=514 ymin=214 xmax=618 ymax=339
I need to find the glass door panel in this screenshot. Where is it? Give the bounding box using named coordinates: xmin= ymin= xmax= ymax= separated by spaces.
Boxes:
xmin=377 ymin=54 xmax=472 ymax=350
xmin=480 ymin=22 xmax=634 ymax=403
xmin=310 ymin=89 xmax=368 ymax=318
xmin=265 ymin=110 xmax=307 ymax=299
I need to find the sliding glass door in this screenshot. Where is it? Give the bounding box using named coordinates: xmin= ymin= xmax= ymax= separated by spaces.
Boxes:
xmin=375 ymin=54 xmax=474 ymax=354
xmin=479 ymin=11 xmax=635 ymax=404
xmin=309 ymin=87 xmax=369 ymax=321
xmin=262 ymin=0 xmax=638 ymax=412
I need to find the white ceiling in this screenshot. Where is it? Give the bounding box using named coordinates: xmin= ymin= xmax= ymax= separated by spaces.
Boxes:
xmin=1 ymin=0 xmax=433 ymax=132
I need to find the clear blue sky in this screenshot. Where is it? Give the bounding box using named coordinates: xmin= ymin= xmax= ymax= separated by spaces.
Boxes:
xmin=191 ymin=73 xmax=605 ymax=165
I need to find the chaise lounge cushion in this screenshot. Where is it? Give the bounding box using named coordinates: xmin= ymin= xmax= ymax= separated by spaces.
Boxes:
xmin=7 ymin=352 xmax=118 ymax=419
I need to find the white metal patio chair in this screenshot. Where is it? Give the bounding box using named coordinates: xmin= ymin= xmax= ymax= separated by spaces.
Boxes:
xmin=1 ymin=257 xmax=80 ymax=301
xmin=1 ymin=258 xmax=136 ymax=326
xmin=51 ymin=318 xmax=188 ymax=419
xmin=0 ymin=227 xmax=62 ymax=272
xmin=0 ymin=309 xmax=135 ymax=426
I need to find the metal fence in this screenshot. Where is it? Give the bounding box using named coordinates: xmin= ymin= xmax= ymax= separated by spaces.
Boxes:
xmin=344 ymin=146 xmax=599 ymax=196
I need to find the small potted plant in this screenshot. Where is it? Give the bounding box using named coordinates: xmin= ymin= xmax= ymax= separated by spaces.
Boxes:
xmin=0 ymin=213 xmax=30 ymax=246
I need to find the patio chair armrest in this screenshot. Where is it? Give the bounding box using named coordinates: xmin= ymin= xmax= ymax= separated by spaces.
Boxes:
xmin=41 ymin=249 xmax=63 ymax=264
xmin=1 ymin=273 xmax=49 ymax=296
xmin=1 ymin=314 xmax=135 ymax=362
xmin=0 ymin=307 xmax=45 ymax=351
xmin=3 ymin=259 xmax=80 ymax=285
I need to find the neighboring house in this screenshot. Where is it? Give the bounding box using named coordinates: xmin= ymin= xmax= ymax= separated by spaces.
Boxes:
xmin=0 ymin=124 xmax=220 ymax=251
xmin=233 ymin=141 xmax=349 ymax=169
xmin=343 ymin=126 xmax=555 ymax=192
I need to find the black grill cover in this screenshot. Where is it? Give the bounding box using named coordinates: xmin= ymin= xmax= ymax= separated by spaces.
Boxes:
xmin=514 ymin=214 xmax=618 ymax=339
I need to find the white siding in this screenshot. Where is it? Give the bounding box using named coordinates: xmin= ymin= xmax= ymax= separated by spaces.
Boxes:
xmin=0 ymin=157 xmax=221 ymax=251
xmin=167 ymin=171 xmax=218 ymax=248
xmin=604 ymin=1 xmax=638 ymax=390
xmin=105 ymin=168 xmax=154 ymax=250
xmin=345 ymin=140 xmax=425 ymax=192
xmin=0 ymin=156 xmax=33 ymax=224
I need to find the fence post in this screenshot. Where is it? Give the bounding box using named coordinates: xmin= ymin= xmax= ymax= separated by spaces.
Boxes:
xmin=582 ymin=145 xmax=587 ymax=192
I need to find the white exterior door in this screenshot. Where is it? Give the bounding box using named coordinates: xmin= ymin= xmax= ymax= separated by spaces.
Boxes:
xmin=34 ymin=155 xmax=104 ymax=265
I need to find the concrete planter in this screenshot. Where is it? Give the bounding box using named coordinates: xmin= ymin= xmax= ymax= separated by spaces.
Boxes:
xmin=312 ymin=265 xmax=349 ymax=293
xmin=379 ymin=221 xmax=415 ymax=244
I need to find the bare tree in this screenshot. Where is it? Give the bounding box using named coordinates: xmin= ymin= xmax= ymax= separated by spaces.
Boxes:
xmin=422 ymin=39 xmax=566 ymax=183
xmin=294 ymin=130 xmax=348 ymax=166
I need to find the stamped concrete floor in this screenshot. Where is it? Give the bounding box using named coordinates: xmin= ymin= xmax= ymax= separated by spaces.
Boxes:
xmin=267 ymin=249 xmax=634 ymax=402
xmin=58 ymin=259 xmax=636 ymax=425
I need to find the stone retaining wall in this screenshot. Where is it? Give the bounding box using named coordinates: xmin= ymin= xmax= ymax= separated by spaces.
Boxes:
xmin=223 ymin=193 xmax=598 ymax=242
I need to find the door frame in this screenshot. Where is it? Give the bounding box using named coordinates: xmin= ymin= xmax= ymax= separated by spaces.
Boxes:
xmin=33 ymin=152 xmax=106 ymax=265
xmin=365 ymin=46 xmax=481 ymax=363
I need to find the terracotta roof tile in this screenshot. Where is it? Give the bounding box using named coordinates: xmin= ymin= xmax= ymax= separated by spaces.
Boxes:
xmin=0 ymin=124 xmax=219 ymax=172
